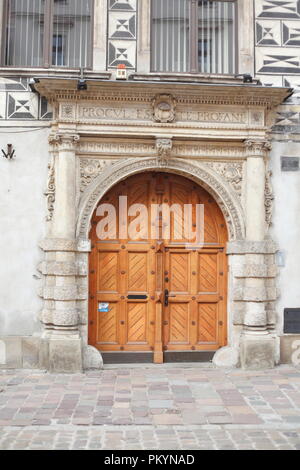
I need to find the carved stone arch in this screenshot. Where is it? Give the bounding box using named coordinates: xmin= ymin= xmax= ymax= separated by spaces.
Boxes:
xmin=77 ymin=157 xmax=245 ymax=241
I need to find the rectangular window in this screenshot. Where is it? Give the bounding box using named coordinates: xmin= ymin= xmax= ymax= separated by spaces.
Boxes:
xmin=151 ymin=0 xmax=237 ymax=74
xmin=3 ymin=0 xmax=93 ymax=68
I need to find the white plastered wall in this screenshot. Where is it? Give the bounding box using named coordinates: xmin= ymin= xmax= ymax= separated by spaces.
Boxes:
xmin=270 ymin=141 xmax=300 ymax=333
xmin=0 ymin=128 xmax=49 ymax=336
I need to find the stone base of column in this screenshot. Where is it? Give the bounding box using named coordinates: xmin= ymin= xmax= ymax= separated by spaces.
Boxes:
xmin=39 ymin=333 xmax=83 ymax=373
xmin=240 ymin=333 xmax=275 ymax=370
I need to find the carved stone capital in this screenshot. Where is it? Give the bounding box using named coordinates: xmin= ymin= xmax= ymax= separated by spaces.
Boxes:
xmin=244 ymin=139 xmax=272 ymax=157
xmin=49 ymin=133 xmax=80 ymax=152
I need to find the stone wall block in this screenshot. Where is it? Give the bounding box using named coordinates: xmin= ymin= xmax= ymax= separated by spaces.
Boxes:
xmin=233 ymin=264 xmax=277 ymax=278
xmin=40 ymin=238 xmax=77 ymax=253
xmin=0 ymin=338 xmax=22 ymax=369
xmin=52 ymin=309 xmax=79 ymax=326
xmin=232 ymin=303 xmax=245 ymax=325
xmin=240 ymin=336 xmax=275 ymax=370
xmin=233 ymin=287 xmax=277 ymax=302
xmin=227 ymin=240 xmax=278 ymax=255
xmin=38 ymin=261 xmax=78 ymax=276
xmin=42 ymin=286 xmax=79 ymax=301
xmin=266 ymin=308 xmax=277 ymax=328
xmin=40 ymin=306 xmax=56 ymax=325
xmin=49 ymin=338 xmax=82 ymax=373
xmin=22 ymin=337 xmax=40 ymax=369
xmin=77 ymin=261 xmax=88 ymax=277
xmin=77 ymin=286 xmax=88 ymax=301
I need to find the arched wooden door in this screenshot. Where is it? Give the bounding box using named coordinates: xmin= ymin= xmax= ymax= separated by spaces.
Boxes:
xmin=89 ymin=172 xmax=228 ymax=363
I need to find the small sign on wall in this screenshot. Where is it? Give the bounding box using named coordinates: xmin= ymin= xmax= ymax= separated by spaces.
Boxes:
xmin=98 ymin=303 xmax=110 ymax=313
xmin=284 ymin=308 xmax=300 ymax=334
xmin=281 ymin=156 xmax=300 ymax=172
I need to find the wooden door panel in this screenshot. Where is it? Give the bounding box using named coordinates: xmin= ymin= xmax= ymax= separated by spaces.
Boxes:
xmin=97 ymin=251 xmax=119 ymax=292
xmin=169 ymin=252 xmax=190 ymax=293
xmin=198 ymin=253 xmax=218 ymax=293
xmin=169 ymin=303 xmax=190 ymax=344
xmin=96 ymin=302 xmax=119 ymax=345
xmin=126 ymin=302 xmax=148 ymax=344
xmin=128 ymin=252 xmax=148 ymax=292
xmin=198 ymin=303 xmax=218 ymax=344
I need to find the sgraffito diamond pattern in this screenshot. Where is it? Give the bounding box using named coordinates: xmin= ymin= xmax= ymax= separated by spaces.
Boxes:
xmin=108 ymin=0 xmax=137 ymax=69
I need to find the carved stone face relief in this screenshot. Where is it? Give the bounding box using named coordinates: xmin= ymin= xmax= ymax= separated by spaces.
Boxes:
xmin=152 ymin=94 xmax=177 ymax=123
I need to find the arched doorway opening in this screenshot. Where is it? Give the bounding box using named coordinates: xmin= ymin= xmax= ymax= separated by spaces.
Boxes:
xmin=88 ymin=172 xmax=228 ymax=363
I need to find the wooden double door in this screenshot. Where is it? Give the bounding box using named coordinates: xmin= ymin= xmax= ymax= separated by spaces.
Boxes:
xmin=89 ymin=172 xmax=228 ymax=363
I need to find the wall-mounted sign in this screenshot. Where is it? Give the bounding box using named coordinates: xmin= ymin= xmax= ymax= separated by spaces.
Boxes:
xmin=284 ymin=309 xmax=300 ymax=334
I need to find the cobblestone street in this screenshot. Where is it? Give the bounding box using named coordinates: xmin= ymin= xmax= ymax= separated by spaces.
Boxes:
xmin=0 ymin=364 xmax=300 ymax=450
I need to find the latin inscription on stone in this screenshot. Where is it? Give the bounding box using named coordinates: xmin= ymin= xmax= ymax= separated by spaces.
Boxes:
xmin=77 ymin=105 xmax=248 ymax=125
xmin=79 ymin=106 xmax=153 ymax=121
xmin=176 ymin=110 xmax=247 ymax=124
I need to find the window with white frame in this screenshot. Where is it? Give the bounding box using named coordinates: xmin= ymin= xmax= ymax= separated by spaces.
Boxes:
xmin=151 ymin=0 xmax=237 ymax=74
xmin=2 ymin=0 xmax=93 ymax=68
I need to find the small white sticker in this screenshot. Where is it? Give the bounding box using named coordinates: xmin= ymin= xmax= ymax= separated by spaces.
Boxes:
xmin=98 ymin=303 xmax=109 ymax=313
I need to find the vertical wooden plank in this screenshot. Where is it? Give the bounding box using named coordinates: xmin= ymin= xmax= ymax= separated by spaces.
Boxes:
xmin=190 ymin=250 xmax=198 ymax=348
xmin=119 ymin=245 xmax=127 ymax=349
xmin=154 ymin=299 xmax=163 ymax=364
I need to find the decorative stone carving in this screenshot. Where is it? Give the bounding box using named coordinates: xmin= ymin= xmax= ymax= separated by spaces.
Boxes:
xmin=77 ymin=157 xmax=245 ymax=241
xmin=203 ymin=162 xmax=244 ymax=197
xmin=265 ymin=167 xmax=274 ymax=227
xmin=80 ymin=158 xmax=119 ymax=192
xmin=44 ymin=157 xmax=55 ymax=221
xmin=60 ymin=104 xmax=76 ymax=120
xmin=156 ymin=138 xmax=173 ymax=164
xmin=173 ymin=143 xmax=246 ymax=159
xmin=152 ymin=94 xmax=177 ymax=123
xmin=78 ymin=141 xmax=155 ymax=156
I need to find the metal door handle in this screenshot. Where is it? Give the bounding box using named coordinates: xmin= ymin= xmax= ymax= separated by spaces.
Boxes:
xmin=164 ymin=289 xmax=176 ymax=307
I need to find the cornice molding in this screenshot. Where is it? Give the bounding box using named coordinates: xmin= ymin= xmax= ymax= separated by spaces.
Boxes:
xmin=34 ymin=79 xmax=292 ymax=110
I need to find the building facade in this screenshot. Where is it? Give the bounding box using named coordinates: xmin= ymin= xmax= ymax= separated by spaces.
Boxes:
xmin=0 ymin=0 xmax=300 ymax=372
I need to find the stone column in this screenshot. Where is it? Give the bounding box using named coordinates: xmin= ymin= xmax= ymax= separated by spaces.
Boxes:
xmin=240 ymin=139 xmax=276 ymax=369
xmin=39 ymin=133 xmax=83 ymax=373
xmin=137 ymin=0 xmax=151 ymax=73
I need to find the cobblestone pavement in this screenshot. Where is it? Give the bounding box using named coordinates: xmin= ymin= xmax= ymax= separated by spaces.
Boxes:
xmin=0 ymin=364 xmax=300 ymax=450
